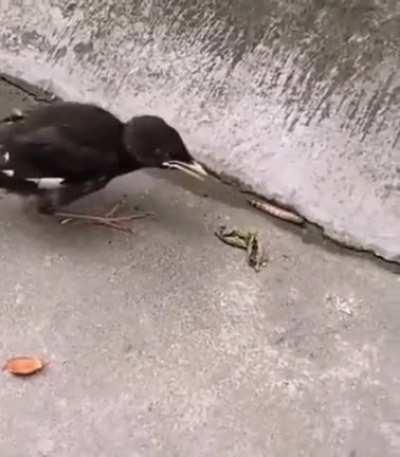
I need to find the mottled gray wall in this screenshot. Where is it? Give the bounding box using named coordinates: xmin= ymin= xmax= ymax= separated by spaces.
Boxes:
xmin=0 ymin=0 xmax=399 ymax=260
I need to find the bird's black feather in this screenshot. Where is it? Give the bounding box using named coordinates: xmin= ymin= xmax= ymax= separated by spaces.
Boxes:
xmin=0 ymin=101 xmax=201 ymax=216
xmin=0 ymin=171 xmax=40 ymax=195
xmin=0 ymin=102 xmax=127 ymax=180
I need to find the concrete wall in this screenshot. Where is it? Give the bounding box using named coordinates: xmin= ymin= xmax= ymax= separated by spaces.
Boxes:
xmin=0 ymin=0 xmax=399 ymax=261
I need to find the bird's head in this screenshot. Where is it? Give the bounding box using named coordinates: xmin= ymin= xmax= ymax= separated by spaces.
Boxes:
xmin=123 ymin=115 xmax=207 ymax=180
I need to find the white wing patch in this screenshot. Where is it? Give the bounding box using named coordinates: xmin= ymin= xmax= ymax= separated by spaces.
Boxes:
xmin=0 ymin=149 xmax=11 ymax=165
xmin=30 ymin=178 xmax=64 ymax=189
xmin=1 ymin=167 xmax=64 ymax=189
xmin=2 ymin=173 xmax=64 ymax=188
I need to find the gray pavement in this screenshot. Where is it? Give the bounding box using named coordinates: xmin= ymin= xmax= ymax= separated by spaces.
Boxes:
xmin=0 ymin=81 xmax=399 ymax=456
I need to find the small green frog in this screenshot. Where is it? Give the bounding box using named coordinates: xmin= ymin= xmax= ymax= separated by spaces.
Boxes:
xmin=215 ymin=226 xmax=268 ymax=272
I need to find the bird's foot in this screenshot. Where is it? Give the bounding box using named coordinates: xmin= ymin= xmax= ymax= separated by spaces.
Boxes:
xmin=55 ymin=199 xmax=150 ymax=233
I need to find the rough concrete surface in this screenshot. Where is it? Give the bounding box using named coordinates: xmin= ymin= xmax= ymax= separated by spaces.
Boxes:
xmin=0 ymin=81 xmax=399 ymax=457
xmin=0 ymin=0 xmax=399 ymax=261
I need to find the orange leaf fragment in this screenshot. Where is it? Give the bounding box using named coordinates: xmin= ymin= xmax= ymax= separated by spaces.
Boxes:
xmin=3 ymin=356 xmax=45 ymax=376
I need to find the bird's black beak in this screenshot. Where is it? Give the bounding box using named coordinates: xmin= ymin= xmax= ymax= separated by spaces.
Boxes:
xmin=162 ymin=160 xmax=208 ymax=180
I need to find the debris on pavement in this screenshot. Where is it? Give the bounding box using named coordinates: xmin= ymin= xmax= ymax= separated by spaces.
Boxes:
xmin=248 ymin=198 xmax=304 ymax=225
xmin=0 ymin=74 xmax=58 ymax=103
xmin=58 ymin=197 xmax=151 ymax=232
xmin=3 ymin=356 xmax=46 ymax=376
xmin=215 ymin=226 xmax=268 ymax=272
xmin=0 ymin=107 xmax=24 ymax=124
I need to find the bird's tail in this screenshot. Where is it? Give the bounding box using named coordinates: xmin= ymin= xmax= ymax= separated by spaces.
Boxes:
xmin=0 ymin=171 xmax=40 ymax=196
xmin=0 ymin=110 xmax=38 ymax=196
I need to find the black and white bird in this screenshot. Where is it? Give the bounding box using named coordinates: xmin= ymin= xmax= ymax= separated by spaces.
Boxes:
xmin=0 ymin=102 xmax=207 ymax=230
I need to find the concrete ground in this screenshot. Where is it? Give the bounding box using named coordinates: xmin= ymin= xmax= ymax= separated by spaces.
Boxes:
xmin=0 ymin=81 xmax=399 ymax=457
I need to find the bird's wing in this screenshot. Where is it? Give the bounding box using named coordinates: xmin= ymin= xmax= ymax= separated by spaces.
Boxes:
xmin=0 ymin=170 xmax=40 ymax=195
xmin=3 ymin=125 xmax=119 ymax=179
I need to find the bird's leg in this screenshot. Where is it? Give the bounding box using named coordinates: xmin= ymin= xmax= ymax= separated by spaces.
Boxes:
xmin=38 ymin=179 xmax=150 ymax=232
